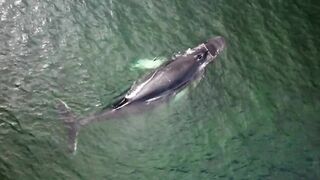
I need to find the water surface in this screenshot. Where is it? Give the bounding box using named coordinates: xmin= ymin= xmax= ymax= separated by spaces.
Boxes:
xmin=0 ymin=0 xmax=319 ymax=179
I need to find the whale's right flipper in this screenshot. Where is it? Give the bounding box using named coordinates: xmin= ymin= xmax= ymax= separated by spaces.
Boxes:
xmin=57 ymin=99 xmax=79 ymax=153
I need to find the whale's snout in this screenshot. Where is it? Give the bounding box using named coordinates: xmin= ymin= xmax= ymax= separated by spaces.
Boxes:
xmin=205 ymin=36 xmax=226 ymax=56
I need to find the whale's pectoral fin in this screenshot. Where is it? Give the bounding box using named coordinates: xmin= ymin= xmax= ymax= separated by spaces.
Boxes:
xmin=131 ymin=57 xmax=167 ymax=70
xmin=57 ymin=99 xmax=79 ymax=154
xmin=173 ymin=88 xmax=189 ymax=102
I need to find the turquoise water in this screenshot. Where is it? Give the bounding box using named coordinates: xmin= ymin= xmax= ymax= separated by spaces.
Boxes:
xmin=0 ymin=0 xmax=319 ymax=179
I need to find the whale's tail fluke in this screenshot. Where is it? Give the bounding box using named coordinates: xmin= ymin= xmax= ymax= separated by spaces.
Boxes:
xmin=57 ymin=99 xmax=79 ymax=153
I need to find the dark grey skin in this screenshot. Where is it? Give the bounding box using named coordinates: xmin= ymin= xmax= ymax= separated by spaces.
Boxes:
xmin=58 ymin=36 xmax=226 ymax=153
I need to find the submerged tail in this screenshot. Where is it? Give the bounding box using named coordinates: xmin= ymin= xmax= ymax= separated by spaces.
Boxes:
xmin=57 ymin=99 xmax=79 ymax=153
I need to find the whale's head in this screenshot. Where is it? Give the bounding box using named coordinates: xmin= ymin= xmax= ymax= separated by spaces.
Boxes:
xmin=205 ymin=36 xmax=226 ymax=59
xmin=190 ymin=36 xmax=225 ymax=68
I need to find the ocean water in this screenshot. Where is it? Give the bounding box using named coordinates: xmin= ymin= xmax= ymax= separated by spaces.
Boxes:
xmin=0 ymin=0 xmax=319 ymax=179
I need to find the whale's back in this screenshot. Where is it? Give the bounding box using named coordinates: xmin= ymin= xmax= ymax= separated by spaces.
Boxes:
xmin=125 ymin=56 xmax=198 ymax=102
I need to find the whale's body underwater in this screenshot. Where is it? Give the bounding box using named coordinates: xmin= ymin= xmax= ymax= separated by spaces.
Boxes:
xmin=58 ymin=36 xmax=226 ymax=152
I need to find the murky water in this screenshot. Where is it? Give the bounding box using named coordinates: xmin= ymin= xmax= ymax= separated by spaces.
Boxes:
xmin=0 ymin=0 xmax=319 ymax=179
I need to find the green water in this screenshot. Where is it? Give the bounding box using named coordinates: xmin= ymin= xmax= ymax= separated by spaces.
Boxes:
xmin=0 ymin=0 xmax=319 ymax=179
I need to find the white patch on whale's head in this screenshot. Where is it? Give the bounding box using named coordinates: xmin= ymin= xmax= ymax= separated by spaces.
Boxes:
xmin=182 ymin=44 xmax=206 ymax=57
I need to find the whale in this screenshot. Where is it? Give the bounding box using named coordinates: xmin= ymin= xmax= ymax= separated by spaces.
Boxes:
xmin=58 ymin=36 xmax=226 ymax=153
